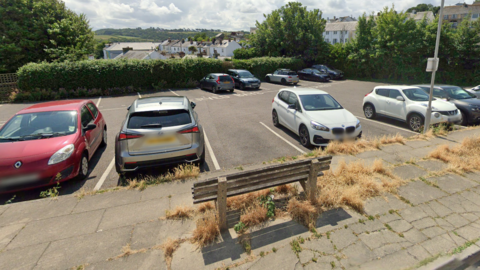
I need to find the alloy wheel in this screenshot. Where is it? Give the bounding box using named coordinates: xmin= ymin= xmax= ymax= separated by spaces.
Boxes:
xmin=300 ymin=127 xmax=309 ymax=146
xmin=81 ymin=156 xmax=88 ymax=176
xmin=103 ymin=129 xmax=107 ymax=145
xmin=410 ymin=116 xmax=422 ymax=131
xmin=272 ymin=111 xmax=279 ymax=126
xmin=364 ymin=106 xmax=373 ymax=118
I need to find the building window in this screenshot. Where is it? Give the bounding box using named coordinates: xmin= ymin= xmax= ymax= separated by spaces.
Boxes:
xmin=333 ymin=31 xmax=337 ymax=34
xmin=452 ymin=22 xmax=458 ymax=28
xmin=452 ymin=14 xmax=457 ymax=19
xmin=444 ymin=15 xmax=448 ymax=20
xmin=345 ymin=38 xmax=348 ymax=43
xmin=333 ymin=39 xmax=337 ymax=44
xmin=326 ymin=39 xmax=329 ymax=43
xmin=340 ymin=39 xmax=343 ymax=43
xmin=473 ymin=13 xmax=479 ymax=19
xmin=326 ymin=31 xmax=329 ymax=34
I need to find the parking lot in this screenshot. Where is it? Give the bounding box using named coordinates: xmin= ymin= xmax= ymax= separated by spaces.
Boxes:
xmin=0 ymin=79 xmax=420 ymax=203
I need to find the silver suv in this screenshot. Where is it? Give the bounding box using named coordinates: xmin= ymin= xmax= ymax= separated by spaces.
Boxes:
xmin=115 ymin=96 xmax=205 ymax=173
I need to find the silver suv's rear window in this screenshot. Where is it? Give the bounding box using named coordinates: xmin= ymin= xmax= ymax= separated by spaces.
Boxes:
xmin=128 ymin=110 xmax=191 ymax=129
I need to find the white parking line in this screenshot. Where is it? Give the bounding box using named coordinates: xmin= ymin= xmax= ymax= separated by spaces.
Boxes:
xmin=169 ymin=89 xmax=179 ymax=96
xmin=101 ymin=107 xmax=126 ymax=112
xmin=355 ymin=116 xmax=417 ymax=134
xmin=137 ymin=92 xmax=142 ymax=98
xmin=94 ymin=158 xmax=115 ymax=191
xmin=96 ymin=97 xmax=102 ymax=107
xmin=203 ymin=130 xmax=220 ymax=170
xmin=259 ymin=122 xmax=306 ymax=154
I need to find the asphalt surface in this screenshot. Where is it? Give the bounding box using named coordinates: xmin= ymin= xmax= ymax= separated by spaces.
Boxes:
xmin=0 ymin=79 xmax=420 ymax=203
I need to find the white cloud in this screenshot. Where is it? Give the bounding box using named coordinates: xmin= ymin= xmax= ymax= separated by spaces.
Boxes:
xmin=63 ymin=0 xmax=465 ymax=31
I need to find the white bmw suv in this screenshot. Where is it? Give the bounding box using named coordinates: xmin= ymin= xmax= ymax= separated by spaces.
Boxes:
xmin=272 ymin=88 xmax=362 ymax=147
xmin=363 ymin=86 xmax=461 ymax=132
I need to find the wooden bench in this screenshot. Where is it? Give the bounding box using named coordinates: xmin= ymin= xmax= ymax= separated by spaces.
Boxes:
xmin=192 ymin=156 xmax=333 ymax=230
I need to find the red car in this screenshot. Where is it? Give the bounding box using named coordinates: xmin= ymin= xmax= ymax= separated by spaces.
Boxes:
xmin=0 ymin=100 xmax=107 ymax=193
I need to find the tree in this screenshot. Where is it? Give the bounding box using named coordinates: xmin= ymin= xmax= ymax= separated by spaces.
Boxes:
xmin=250 ymin=2 xmax=328 ymax=62
xmin=406 ymin=3 xmax=440 ymax=15
xmin=453 ymin=18 xmax=480 ymax=69
xmin=0 ymin=0 xmax=94 ymax=73
xmin=94 ymin=42 xmax=106 ymax=59
xmin=188 ymin=46 xmax=198 ymax=55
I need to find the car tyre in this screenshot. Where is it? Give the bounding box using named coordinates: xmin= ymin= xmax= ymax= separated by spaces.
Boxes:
xmin=240 ymin=83 xmax=245 ymax=90
xmin=299 ymin=125 xmax=312 ymax=148
xmin=272 ymin=110 xmax=280 ymax=127
xmin=100 ymin=127 xmax=107 ymax=147
xmin=77 ymin=153 xmax=89 ymax=180
xmin=363 ymin=104 xmax=376 ymax=119
xmin=212 ymin=86 xmax=217 ymax=94
xmin=197 ymin=145 xmax=206 ymax=166
xmin=281 ymin=78 xmax=287 ymax=85
xmin=230 ymin=88 xmax=234 ymax=92
xmin=293 ymin=83 xmax=298 ymax=86
xmin=265 ymin=77 xmax=270 ymax=83
xmin=460 ymin=110 xmax=468 ymax=126
xmin=408 ymin=113 xmax=424 ymax=132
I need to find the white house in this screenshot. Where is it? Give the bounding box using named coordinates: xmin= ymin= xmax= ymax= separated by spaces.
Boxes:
xmin=323 ymin=21 xmax=358 ymax=45
xmin=103 ymin=42 xmax=161 ymax=59
xmin=407 ymin=11 xmax=435 ymax=23
xmin=208 ymin=39 xmax=241 ymax=57
xmin=113 ymin=50 xmax=167 ymax=60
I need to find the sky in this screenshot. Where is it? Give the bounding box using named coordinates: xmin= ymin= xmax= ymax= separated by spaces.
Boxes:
xmin=63 ymin=0 xmax=471 ymax=31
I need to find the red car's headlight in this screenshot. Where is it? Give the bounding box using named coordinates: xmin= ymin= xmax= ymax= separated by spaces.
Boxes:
xmin=48 ymin=144 xmax=75 ymax=165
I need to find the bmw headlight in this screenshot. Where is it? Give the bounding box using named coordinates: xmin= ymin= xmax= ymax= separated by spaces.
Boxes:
xmin=356 ymin=119 xmax=361 ymax=129
xmin=310 ymin=121 xmax=330 ymax=131
xmin=48 ymin=144 xmax=75 ymax=165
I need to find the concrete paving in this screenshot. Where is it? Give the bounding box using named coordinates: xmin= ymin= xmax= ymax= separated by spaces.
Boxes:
xmin=0 ymin=128 xmax=480 ymax=269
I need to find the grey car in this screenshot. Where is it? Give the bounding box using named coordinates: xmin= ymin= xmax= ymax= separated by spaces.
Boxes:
xmin=115 ymin=96 xmax=205 ymax=173
xmin=265 ymin=69 xmax=299 ymax=85
xmin=227 ymin=69 xmax=261 ymax=90
xmin=199 ymin=73 xmax=234 ymax=93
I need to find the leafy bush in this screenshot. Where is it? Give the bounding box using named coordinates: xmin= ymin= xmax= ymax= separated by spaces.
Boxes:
xmin=233 ymin=48 xmax=261 ymax=59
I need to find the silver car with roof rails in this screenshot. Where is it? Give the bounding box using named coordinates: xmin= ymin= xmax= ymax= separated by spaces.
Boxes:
xmin=115 ymin=96 xmax=205 ymax=173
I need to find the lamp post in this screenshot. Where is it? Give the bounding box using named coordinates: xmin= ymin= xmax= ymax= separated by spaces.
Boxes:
xmin=424 ymin=0 xmax=445 ymax=134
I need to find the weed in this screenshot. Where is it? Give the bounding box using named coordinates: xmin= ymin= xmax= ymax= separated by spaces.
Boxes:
xmin=368 ymin=215 xmax=375 ymax=221
xmin=259 ymin=195 xmax=275 ymax=218
xmin=165 ymin=206 xmax=193 ymax=220
xmin=278 ymin=156 xmax=286 ymax=163
xmin=330 ymin=261 xmax=336 ymax=268
xmin=227 ymin=189 xmax=270 ymax=210
xmin=197 ymin=202 xmax=214 ymax=213
xmin=365 ymin=231 xmax=370 ymax=234
xmin=419 ymin=177 xmax=439 ymax=188
xmin=344 ymin=225 xmax=348 ymax=229
xmin=417 ymin=253 xmax=441 ymax=267
xmin=234 ymin=222 xmax=246 ymax=234
xmin=292 ymin=156 xmax=298 ymax=160
xmin=389 ymin=209 xmax=395 ymax=214
xmin=160 ymin=238 xmax=181 ymax=268
xmin=240 ymin=204 xmax=268 ymax=227
xmin=334 ymin=244 xmax=337 ymax=250
xmin=452 ymin=238 xmax=480 ymax=254
xmin=398 ymin=233 xmax=404 ymax=238
xmin=290 ymin=238 xmax=302 ymax=254
xmin=235 ymin=166 xmax=244 ymax=171
xmin=272 ymin=247 xmax=277 ymax=253
xmin=375 ymin=214 xmax=380 ymax=218
xmin=312 ymin=257 xmax=317 ymax=262
xmin=287 ymin=198 xmax=319 ymax=229
xmin=276 ymin=184 xmax=293 ymax=194
xmin=453 ymin=231 xmax=459 ymax=236
xmin=40 ymin=182 xmax=61 ymax=198
xmin=260 ymin=251 xmax=265 ymax=257
xmin=113 ymin=243 xmax=147 ymax=259
xmin=405 ymin=158 xmax=417 ymax=165
xmin=191 ymin=211 xmax=219 ymax=247
xmin=359 ymin=219 xmax=365 ymax=224
xmin=298 ymin=236 xmax=305 ymax=244
xmin=385 ymin=224 xmax=393 ymax=231
xmin=239 ymin=234 xmax=252 ymax=254
xmin=304 ymin=152 xmax=315 ymax=157
xmin=311 ymin=228 xmax=322 ymax=238
xmin=5 ymin=195 xmax=16 ymax=205
xmin=399 ymin=196 xmax=412 ymax=206
xmin=326 ymin=231 xmax=331 ymax=239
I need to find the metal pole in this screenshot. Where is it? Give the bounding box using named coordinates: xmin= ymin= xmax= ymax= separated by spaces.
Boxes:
xmin=424 ymin=0 xmax=445 ymax=134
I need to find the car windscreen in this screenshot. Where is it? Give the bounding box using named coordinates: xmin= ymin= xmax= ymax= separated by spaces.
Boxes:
xmin=444 ymin=86 xmax=476 ymax=99
xmin=238 ymin=71 xmax=254 ymax=78
xmin=312 ymin=69 xmax=323 ymax=74
xmin=0 ymin=111 xmax=78 ymax=142
xmin=402 ymin=88 xmax=433 ymax=102
xmin=127 ymin=110 xmax=191 ymax=129
xmin=299 ymin=94 xmax=343 ymax=111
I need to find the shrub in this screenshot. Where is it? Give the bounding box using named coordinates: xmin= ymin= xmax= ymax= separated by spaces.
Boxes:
xmin=233 ymin=48 xmax=261 ymax=59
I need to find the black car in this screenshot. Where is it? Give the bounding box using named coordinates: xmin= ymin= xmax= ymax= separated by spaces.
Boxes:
xmin=414 ymin=84 xmax=480 ymax=125
xmin=311 ymin=64 xmax=344 ymax=80
xmin=227 ymin=69 xmax=261 ymax=90
xmin=297 ymin=68 xmax=330 ymax=82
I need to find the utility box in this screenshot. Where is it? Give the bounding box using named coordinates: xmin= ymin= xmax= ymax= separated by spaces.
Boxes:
xmin=426 ymin=58 xmax=439 ymax=72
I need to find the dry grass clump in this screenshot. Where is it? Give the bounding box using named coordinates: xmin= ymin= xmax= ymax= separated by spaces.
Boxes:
xmin=287 ymin=198 xmax=319 ymax=229
xmin=275 ymin=184 xmax=291 ymax=194
xmin=112 ymin=244 xmax=147 ymax=260
xmin=227 ymin=189 xmax=270 ymax=210
xmin=377 ymin=133 xmax=405 ymax=145
xmin=197 ymin=202 xmax=214 ymax=213
xmin=173 ymin=164 xmax=200 ymax=180
xmin=191 ymin=211 xmax=220 ymax=247
xmin=316 ymin=159 xmax=404 ymax=213
xmin=240 ymin=204 xmax=268 ymax=227
xmin=428 ymin=136 xmax=480 ymax=174
xmin=166 ymin=206 xmax=194 ymax=220
xmin=160 ymin=238 xmax=181 ymax=269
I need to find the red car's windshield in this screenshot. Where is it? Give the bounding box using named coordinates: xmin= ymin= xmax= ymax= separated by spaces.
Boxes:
xmin=0 ymin=111 xmax=78 ymax=142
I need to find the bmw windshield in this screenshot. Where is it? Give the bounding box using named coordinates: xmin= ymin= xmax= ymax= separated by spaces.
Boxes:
xmin=0 ymin=111 xmax=78 ymax=142
xmin=299 ymin=94 xmax=343 ymax=111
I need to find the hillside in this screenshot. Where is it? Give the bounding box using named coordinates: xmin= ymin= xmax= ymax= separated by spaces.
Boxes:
xmin=94 ymin=28 xmax=221 ymax=42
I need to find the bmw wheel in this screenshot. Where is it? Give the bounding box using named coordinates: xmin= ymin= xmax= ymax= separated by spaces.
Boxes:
xmin=299 ymin=125 xmax=312 ymax=148
xmin=408 ymin=113 xmax=424 ymax=132
xmin=77 ymin=153 xmax=88 ymax=180
xmin=363 ymin=104 xmax=376 ymax=119
xmin=281 ymin=78 xmax=287 ymax=85
xmin=272 ymin=110 xmax=279 ymax=127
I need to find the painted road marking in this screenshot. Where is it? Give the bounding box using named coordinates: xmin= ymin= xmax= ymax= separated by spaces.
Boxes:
xmin=259 ymin=122 xmax=306 ymax=154
xmin=203 ymin=130 xmax=220 ymax=170
xmin=169 ymin=89 xmax=180 ymax=96
xmin=94 ymin=158 xmax=115 ymax=191
xmin=137 ymin=92 xmax=142 ymax=98
xmin=96 ymin=97 xmax=102 ymax=107
xmin=100 ymin=107 xmax=127 ymax=112
xmin=355 ymin=116 xmax=417 ymax=134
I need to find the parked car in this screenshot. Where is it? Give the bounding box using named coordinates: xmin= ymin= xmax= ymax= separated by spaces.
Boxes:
xmin=265 ymin=69 xmax=299 ymax=85
xmin=115 ymin=96 xmax=205 ymax=174
xmin=297 ymin=68 xmax=331 ymax=82
xmin=272 ymin=88 xmax=362 ymax=147
xmin=311 ymin=64 xmax=344 ymax=80
xmin=414 ymin=84 xmax=480 ymax=125
xmin=0 ymin=100 xmax=106 ymax=193
xmin=465 ymin=85 xmax=480 ymax=98
xmin=227 ymin=69 xmax=261 ymax=90
xmin=363 ymin=86 xmax=461 ymax=132
xmin=199 ymin=73 xmax=234 ymax=93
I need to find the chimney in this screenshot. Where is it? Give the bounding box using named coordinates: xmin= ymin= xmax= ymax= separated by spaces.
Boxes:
xmin=168 ymin=38 xmax=171 ymax=43
xmin=190 ymin=40 xmax=193 ymax=44
xmin=122 ymin=47 xmax=132 ymax=54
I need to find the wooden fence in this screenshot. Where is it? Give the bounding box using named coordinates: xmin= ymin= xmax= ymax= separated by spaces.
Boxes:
xmin=0 ymin=73 xmax=17 ymax=103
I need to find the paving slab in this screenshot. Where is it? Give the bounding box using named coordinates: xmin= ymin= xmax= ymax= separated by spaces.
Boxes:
xmin=7 ymin=209 xmax=104 ymax=250
xmin=398 ymin=181 xmax=448 ymax=205
xmin=421 ymin=226 xmax=447 ymax=239
xmin=444 ymin=213 xmax=470 ymax=228
xmin=379 ymin=213 xmax=402 ymax=223
xmin=130 ymin=219 xmax=195 ymax=250
xmin=303 ymin=255 xmax=339 ymax=270
xmin=98 ymin=197 xmax=169 ymax=231
xmin=73 ymin=190 xmax=142 ymax=213
xmin=86 ymin=249 xmax=166 ymax=270
xmin=460 ymin=213 xmax=479 ymax=222
xmin=403 ymin=228 xmax=428 ymax=244
xmin=301 ymin=236 xmax=335 ymax=254
xmin=359 ymin=229 xmax=407 ymax=251
xmin=364 ymin=194 xmax=409 ymax=216
xmin=406 ymin=245 xmax=432 ymax=262
xmin=380 ymin=144 xmax=414 ymax=154
xmin=340 ymin=241 xmax=376 ymax=267
xmin=354 ymin=150 xmax=384 ymax=159
xmin=169 ymin=192 xmax=194 ymax=209
xmin=349 ymin=219 xmax=385 ymax=235
xmin=446 ymin=129 xmax=480 ymax=142
xmin=377 ymin=152 xmax=407 ymax=165
xmin=387 ymin=219 xmax=413 ymax=233
xmin=0 ymin=196 xmax=78 ymax=227
xmin=404 ymin=140 xmax=434 ymax=149
xmin=245 ymin=244 xmax=299 ymax=270
xmin=358 ymin=249 xmax=418 ymax=270
xmin=434 ymin=217 xmax=455 ymax=232
xmin=0 ymin=242 xmax=49 ymax=270
xmin=423 ymin=200 xmax=454 ymax=218
xmin=298 ymin=249 xmax=316 ymax=264
xmin=398 ymin=206 xmax=429 ymax=223
xmin=372 ymin=242 xmax=403 ymax=258
xmin=463 ymin=172 xmax=480 ymax=184
xmin=0 ymin=204 xmax=9 ymax=216
xmin=460 ymin=190 xmax=480 ymax=207
xmin=34 ymin=226 xmax=132 ymax=270
xmin=416 ymin=160 xmax=448 ymax=172
xmin=456 ymin=224 xmax=480 ymax=241
xmin=437 ymin=193 xmax=478 ymax=213
xmin=411 ymin=217 xmax=436 ymax=230
xmin=329 ymin=228 xmax=358 ymax=250
xmin=393 ymin=165 xmax=428 ymax=180
xmin=431 ymin=174 xmax=477 ymax=194
xmin=421 ymin=233 xmax=457 ymax=255
xmin=0 ymin=223 xmax=25 ymax=250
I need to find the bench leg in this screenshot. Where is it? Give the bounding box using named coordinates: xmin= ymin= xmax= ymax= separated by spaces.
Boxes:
xmin=307 ymin=159 xmax=320 ymax=202
xmin=217 ymin=177 xmax=228 ymax=231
